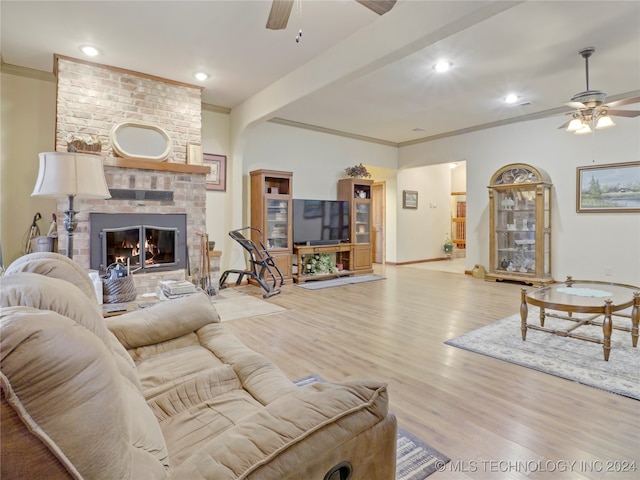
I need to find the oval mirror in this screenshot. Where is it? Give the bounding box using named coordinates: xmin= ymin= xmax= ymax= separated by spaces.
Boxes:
xmin=110 ymin=122 xmax=173 ymax=161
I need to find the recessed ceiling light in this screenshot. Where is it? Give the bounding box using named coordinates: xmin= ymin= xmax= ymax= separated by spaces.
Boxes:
xmin=504 ymin=93 xmax=520 ymax=104
xmin=433 ymin=60 xmax=453 ymax=73
xmin=80 ymin=45 xmax=100 ymax=57
xmin=194 ymin=72 xmax=209 ymax=81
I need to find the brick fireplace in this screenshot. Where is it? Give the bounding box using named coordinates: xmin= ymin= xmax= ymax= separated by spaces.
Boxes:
xmin=53 ymin=55 xmax=209 ymax=293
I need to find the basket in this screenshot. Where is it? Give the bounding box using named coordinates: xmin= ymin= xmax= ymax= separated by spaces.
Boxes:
xmin=102 ymin=275 xmax=137 ymax=304
xmin=67 ymin=140 xmax=102 ymax=154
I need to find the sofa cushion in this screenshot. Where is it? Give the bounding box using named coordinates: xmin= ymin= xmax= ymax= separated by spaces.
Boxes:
xmin=0 ymin=273 xmax=110 ymax=347
xmin=4 ymin=252 xmax=96 ymax=301
xmin=0 ymin=272 xmax=141 ymax=389
xmin=168 ymin=380 xmax=391 ymax=478
xmin=106 ymin=292 xmax=218 ymax=349
xmin=0 ymin=292 xmax=171 ymax=478
xmin=1 ymin=306 xmax=136 ymax=479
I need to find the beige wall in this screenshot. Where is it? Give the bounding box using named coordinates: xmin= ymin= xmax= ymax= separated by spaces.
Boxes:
xmin=1 ymin=72 xmax=57 ymax=266
xmin=399 ymin=116 xmax=640 ymax=286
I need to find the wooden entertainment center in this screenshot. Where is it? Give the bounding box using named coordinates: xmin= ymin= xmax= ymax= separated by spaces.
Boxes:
xmin=293 ymin=242 xmax=360 ymax=283
xmin=250 ymin=169 xmax=374 ymax=285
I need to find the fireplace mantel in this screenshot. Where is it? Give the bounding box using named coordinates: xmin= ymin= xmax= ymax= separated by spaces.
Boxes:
xmin=104 ymin=156 xmax=210 ymax=174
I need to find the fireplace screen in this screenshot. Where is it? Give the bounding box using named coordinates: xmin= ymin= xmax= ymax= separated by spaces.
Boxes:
xmin=90 ymin=213 xmax=187 ymax=273
xmin=104 ymin=226 xmax=177 ymax=269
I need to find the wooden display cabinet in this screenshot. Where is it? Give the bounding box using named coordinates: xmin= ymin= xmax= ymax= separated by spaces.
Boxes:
xmin=486 ymin=163 xmax=553 ymax=286
xmin=250 ymin=169 xmax=293 ymax=281
xmin=338 ymin=178 xmax=374 ymax=274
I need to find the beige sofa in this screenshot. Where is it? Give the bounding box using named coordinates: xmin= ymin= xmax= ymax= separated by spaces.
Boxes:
xmin=0 ymin=253 xmax=397 ymax=479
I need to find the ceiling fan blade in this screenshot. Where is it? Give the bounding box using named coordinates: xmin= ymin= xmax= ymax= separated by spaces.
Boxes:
xmin=605 ymin=96 xmax=640 ymax=108
xmin=557 ymin=120 xmax=572 ymax=130
xmin=355 ymin=0 xmax=397 ymax=15
xmin=566 ymin=101 xmax=586 ymax=109
xmin=266 ymin=0 xmax=294 ymax=30
xmin=605 ymin=109 xmax=640 ymax=118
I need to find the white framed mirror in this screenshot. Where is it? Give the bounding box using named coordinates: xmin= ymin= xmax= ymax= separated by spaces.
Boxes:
xmin=110 ymin=121 xmax=173 ymax=161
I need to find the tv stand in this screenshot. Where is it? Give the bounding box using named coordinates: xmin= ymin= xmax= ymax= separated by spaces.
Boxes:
xmin=293 ymin=243 xmax=356 ymax=284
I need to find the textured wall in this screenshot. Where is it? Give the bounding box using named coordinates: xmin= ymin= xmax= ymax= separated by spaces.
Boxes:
xmin=54 ymin=57 xmax=207 ymax=291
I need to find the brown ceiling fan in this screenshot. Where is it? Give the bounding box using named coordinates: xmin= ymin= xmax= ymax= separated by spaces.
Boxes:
xmin=266 ymin=0 xmax=396 ymax=30
xmin=559 ymin=47 xmax=640 ymax=133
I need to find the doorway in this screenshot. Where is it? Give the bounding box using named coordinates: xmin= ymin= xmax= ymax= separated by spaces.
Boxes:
xmin=371 ymin=182 xmax=385 ymax=264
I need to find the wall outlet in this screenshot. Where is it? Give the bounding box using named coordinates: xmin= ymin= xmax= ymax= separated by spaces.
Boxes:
xmin=604 ymin=267 xmax=613 ymax=277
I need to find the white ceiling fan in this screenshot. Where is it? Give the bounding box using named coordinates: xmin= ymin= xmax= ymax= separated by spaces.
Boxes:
xmin=559 ymin=47 xmax=640 ymax=134
xmin=266 ymin=0 xmax=396 ymax=30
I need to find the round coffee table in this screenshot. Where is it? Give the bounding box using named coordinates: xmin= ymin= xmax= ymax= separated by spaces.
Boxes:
xmin=520 ymin=276 xmax=639 ymax=361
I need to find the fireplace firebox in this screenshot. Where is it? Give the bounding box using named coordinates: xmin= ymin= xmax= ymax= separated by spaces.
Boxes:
xmin=90 ymin=213 xmax=187 ymax=274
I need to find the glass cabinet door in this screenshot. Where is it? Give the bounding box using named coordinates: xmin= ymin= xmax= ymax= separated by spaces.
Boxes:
xmin=543 ymin=187 xmax=551 ymax=275
xmin=355 ymin=202 xmax=370 ymax=244
xmin=494 ymin=188 xmax=537 ymax=274
xmin=266 ymin=198 xmax=289 ymax=249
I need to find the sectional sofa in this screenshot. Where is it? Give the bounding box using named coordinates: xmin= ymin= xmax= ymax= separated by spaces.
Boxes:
xmin=0 ymin=252 xmax=397 ymax=479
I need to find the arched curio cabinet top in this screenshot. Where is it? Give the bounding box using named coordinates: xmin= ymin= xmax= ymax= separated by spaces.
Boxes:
xmin=489 ymin=163 xmax=552 ymax=187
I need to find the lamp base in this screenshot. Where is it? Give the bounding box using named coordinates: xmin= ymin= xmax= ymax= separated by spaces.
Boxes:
xmin=64 ymin=195 xmax=78 ymax=259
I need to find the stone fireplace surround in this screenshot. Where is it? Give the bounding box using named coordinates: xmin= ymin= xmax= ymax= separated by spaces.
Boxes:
xmin=61 ymin=158 xmax=209 ymax=294
xmin=53 ymin=55 xmax=208 ymax=294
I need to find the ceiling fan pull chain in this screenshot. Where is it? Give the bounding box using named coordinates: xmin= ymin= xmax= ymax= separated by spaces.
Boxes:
xmin=295 ymin=0 xmax=303 ymax=43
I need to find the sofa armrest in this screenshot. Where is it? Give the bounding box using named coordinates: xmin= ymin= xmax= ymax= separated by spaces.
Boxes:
xmin=168 ymin=380 xmax=397 ymax=479
xmin=105 ymin=292 xmax=218 ymax=349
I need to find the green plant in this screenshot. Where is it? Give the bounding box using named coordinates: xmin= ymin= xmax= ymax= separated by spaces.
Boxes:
xmin=344 ymin=163 xmax=371 ymax=178
xmin=303 ymin=253 xmax=338 ymax=275
xmin=444 ymin=233 xmax=454 ymax=251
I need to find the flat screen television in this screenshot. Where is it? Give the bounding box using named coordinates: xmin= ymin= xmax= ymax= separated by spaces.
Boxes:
xmin=292 ymin=199 xmax=350 ymax=245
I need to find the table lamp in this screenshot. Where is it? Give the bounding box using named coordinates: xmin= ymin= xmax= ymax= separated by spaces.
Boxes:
xmin=32 ymin=152 xmax=111 ymax=258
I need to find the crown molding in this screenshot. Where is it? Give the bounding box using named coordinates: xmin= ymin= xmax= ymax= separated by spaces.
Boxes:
xmin=269 ymin=117 xmax=398 ymax=147
xmin=202 ymin=103 xmax=231 ymax=114
xmin=1 ymin=63 xmax=55 ymax=82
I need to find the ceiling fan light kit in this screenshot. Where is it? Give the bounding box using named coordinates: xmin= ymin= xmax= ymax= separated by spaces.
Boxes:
xmin=560 ymin=47 xmax=640 ymax=135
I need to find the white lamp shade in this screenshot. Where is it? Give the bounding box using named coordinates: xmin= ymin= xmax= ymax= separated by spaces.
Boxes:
xmin=595 ymin=115 xmax=615 ymax=129
xmin=566 ymin=118 xmax=584 ymax=132
xmin=574 ymin=124 xmax=593 ymax=135
xmin=32 ymin=152 xmax=111 ymax=199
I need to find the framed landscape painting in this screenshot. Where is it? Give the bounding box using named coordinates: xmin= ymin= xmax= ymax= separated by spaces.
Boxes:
xmin=576 ymin=161 xmax=640 ymax=213
xmin=203 ymin=153 xmax=226 ymax=191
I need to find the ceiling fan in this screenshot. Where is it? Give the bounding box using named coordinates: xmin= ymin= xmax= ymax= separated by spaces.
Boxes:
xmin=266 ymin=0 xmax=396 ymax=30
xmin=559 ymin=47 xmax=640 ymax=134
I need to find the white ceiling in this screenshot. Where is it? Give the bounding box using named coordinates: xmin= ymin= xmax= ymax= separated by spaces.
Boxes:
xmin=2 ymin=1 xmax=639 ymax=145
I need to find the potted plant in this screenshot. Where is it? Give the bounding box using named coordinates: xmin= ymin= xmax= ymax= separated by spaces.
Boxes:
xmin=344 ymin=163 xmax=371 ymax=179
xmin=443 ymin=233 xmax=454 ymax=254
xmin=303 ymin=253 xmax=338 ymax=275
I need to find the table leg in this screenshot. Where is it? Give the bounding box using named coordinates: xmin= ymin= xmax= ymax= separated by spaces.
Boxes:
xmin=631 ymin=292 xmax=639 ymax=348
xmin=520 ymin=288 xmax=528 ymax=341
xmin=603 ymin=299 xmax=613 ymax=361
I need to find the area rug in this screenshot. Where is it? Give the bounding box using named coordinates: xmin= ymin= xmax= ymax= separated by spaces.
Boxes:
xmin=445 ymin=308 xmax=639 ymax=400
xmin=295 ymin=274 xmax=385 ymax=290
xmin=295 ymin=375 xmax=450 ymax=479
xmin=213 ymin=289 xmax=286 ymax=321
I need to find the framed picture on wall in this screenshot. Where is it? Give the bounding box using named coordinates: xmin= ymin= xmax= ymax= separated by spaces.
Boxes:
xmin=576 ymin=161 xmax=640 ymax=213
xmin=203 ymin=153 xmax=227 ymax=191
xmin=186 ymin=143 xmax=203 ymax=165
xmin=403 ymin=190 xmax=418 ymax=209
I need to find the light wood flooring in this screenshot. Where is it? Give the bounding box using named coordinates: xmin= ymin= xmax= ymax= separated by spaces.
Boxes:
xmin=223 ymin=264 xmax=640 ymax=479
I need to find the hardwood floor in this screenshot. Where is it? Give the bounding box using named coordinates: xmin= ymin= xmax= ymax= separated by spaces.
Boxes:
xmin=223 ymin=264 xmax=640 ymax=479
